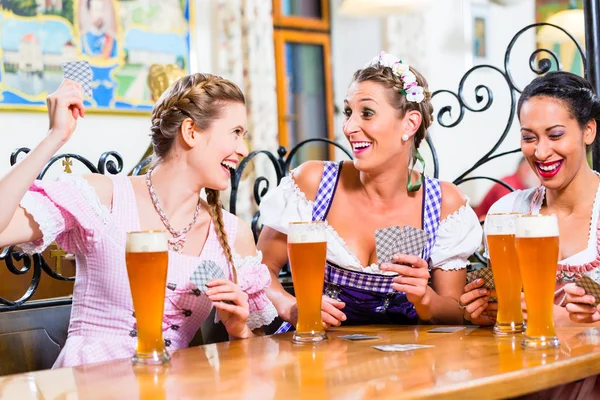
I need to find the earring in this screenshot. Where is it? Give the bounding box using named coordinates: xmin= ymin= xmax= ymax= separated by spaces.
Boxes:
xmin=402 ymin=134 xmax=409 ymax=142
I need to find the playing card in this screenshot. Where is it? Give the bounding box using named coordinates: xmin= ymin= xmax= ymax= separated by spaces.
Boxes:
xmin=190 ymin=260 xmax=235 ymax=305
xmin=339 ymin=334 xmax=380 ymax=341
xmin=398 ymin=226 xmax=429 ymax=258
xmin=466 ymin=268 xmax=495 ymax=290
xmin=375 ymin=226 xmax=403 ymax=264
xmin=576 ymin=275 xmax=600 ymax=307
xmin=372 ymin=344 xmax=434 ymax=352
xmin=428 ymin=327 xmax=466 ymax=333
xmin=62 ymin=61 xmax=93 ymax=96
xmin=190 ymin=260 xmax=225 ymax=290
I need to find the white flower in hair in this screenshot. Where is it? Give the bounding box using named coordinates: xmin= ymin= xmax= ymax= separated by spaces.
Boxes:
xmin=406 ymin=86 xmax=425 ymax=103
xmin=366 ymin=51 xmax=425 ymax=104
xmin=392 ymin=62 xmax=410 ymax=76
xmin=401 ymin=71 xmax=417 ymax=85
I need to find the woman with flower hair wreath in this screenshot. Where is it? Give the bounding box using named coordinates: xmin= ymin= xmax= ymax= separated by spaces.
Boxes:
xmin=0 ymin=73 xmax=277 ymax=367
xmin=258 ymin=52 xmax=482 ymax=328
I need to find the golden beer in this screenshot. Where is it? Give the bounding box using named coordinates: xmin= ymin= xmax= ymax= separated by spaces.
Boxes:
xmin=126 ymin=231 xmax=171 ymax=364
xmin=515 ymin=215 xmax=560 ymax=349
xmin=288 ymin=222 xmax=328 ymax=343
xmin=486 ymin=213 xmax=524 ymax=335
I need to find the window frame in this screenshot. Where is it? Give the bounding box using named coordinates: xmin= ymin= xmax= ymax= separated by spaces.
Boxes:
xmin=273 ymin=0 xmax=330 ymax=31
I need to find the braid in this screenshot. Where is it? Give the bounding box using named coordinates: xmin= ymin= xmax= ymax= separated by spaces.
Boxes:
xmin=206 ymin=188 xmax=238 ymax=284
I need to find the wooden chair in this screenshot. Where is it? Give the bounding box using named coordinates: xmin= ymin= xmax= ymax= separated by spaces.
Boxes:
xmin=0 ymin=303 xmax=71 ymax=375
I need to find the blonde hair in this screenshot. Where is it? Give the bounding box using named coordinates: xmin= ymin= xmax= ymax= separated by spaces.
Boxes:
xmin=150 ymin=73 xmax=245 ymax=283
xmin=352 ymin=65 xmax=433 ymax=151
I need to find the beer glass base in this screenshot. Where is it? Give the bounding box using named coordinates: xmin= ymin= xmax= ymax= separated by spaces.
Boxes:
xmin=522 ymin=335 xmax=560 ymax=350
xmin=132 ymin=349 xmax=171 ymax=365
xmin=494 ymin=322 xmax=525 ymax=336
xmin=292 ymin=331 xmax=328 ymax=344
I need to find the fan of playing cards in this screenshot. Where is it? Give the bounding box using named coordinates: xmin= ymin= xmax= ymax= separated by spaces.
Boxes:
xmin=190 ymin=260 xmax=227 ymax=290
xmin=375 ymin=225 xmax=430 ymax=265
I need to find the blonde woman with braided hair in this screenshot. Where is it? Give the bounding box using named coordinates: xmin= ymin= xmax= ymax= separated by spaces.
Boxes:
xmin=258 ymin=52 xmax=482 ymax=329
xmin=0 ymin=74 xmax=277 ymax=367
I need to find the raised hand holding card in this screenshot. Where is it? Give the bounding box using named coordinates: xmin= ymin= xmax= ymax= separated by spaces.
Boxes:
xmin=62 ymin=61 xmax=93 ymax=97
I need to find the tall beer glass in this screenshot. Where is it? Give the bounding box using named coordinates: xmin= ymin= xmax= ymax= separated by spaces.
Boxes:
xmin=126 ymin=231 xmax=170 ymax=364
xmin=288 ymin=222 xmax=328 ymax=344
xmin=486 ymin=213 xmax=524 ymax=335
xmin=515 ymin=214 xmax=560 ymax=349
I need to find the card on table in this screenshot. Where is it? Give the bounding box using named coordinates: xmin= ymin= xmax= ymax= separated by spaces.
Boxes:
xmin=428 ymin=327 xmax=466 ymax=333
xmin=62 ymin=60 xmax=93 ymax=96
xmin=339 ymin=334 xmax=380 ymax=341
xmin=375 ymin=226 xmax=403 ymax=265
xmin=466 ymin=267 xmax=495 ymax=290
xmin=372 ymin=344 xmax=435 ymax=352
xmin=576 ymin=275 xmax=600 ymax=307
xmin=398 ymin=226 xmax=429 ymax=258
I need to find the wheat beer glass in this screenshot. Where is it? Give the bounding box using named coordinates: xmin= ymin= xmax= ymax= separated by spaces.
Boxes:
xmin=126 ymin=231 xmax=170 ymax=364
xmin=486 ymin=213 xmax=524 ymax=335
xmin=515 ymin=214 xmax=560 ymax=349
xmin=288 ymin=222 xmax=328 ymax=344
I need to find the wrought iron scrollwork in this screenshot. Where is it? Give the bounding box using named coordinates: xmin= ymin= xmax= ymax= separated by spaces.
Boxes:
xmin=431 ymin=22 xmax=585 ymax=267
xmin=432 ymin=22 xmax=585 ymax=188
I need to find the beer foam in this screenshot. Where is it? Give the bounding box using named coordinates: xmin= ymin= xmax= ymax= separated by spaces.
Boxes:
xmin=486 ymin=213 xmax=519 ymax=235
xmin=515 ymin=215 xmax=559 ymax=238
xmin=288 ymin=223 xmax=326 ymax=243
xmin=126 ymin=231 xmax=168 ymax=252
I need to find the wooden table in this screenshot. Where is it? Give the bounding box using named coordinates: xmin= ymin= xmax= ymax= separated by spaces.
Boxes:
xmin=2 ymin=325 xmax=600 ymax=399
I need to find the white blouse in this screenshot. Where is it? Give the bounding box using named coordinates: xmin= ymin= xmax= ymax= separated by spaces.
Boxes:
xmin=485 ymin=184 xmax=600 ymax=282
xmin=259 ymin=176 xmax=483 ymax=275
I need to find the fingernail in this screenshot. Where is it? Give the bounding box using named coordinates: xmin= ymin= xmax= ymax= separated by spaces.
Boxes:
xmin=477 ymin=279 xmax=483 ymax=284
xmin=479 ymin=289 xmax=487 ymax=295
xmin=342 ymin=315 xmax=347 ymax=321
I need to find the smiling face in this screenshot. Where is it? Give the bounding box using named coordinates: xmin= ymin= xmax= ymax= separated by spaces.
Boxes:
xmin=519 ymin=96 xmax=595 ymax=190
xmin=191 ymin=102 xmax=249 ymax=191
xmin=342 ymin=80 xmax=420 ymax=173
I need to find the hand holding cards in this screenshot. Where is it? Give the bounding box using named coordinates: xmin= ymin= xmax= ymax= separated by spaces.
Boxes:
xmin=375 ymin=225 xmax=430 ymax=265
xmin=190 ymin=260 xmax=234 ymax=305
xmin=466 ymin=267 xmax=495 ymax=290
xmin=576 ymin=275 xmax=600 ymax=307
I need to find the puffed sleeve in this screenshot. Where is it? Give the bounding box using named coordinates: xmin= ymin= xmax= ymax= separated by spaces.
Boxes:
xmin=233 ymin=251 xmax=278 ymax=330
xmin=429 ymin=203 xmax=483 ymax=270
xmin=258 ymin=176 xmax=313 ymax=235
xmin=17 ymin=174 xmax=110 ymax=255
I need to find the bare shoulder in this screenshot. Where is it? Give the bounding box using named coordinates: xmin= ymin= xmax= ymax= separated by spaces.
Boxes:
xmin=233 ymin=216 xmax=257 ymax=258
xmin=82 ymin=173 xmax=113 ymax=209
xmin=439 ymin=180 xmax=468 ymax=220
xmin=290 ymin=160 xmax=325 ymax=202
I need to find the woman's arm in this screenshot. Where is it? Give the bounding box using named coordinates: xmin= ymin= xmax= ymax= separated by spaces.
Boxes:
xmin=424 ymin=181 xmax=480 ymax=324
xmin=0 ymin=80 xmax=85 ymax=248
xmin=257 ymin=226 xmax=298 ymax=323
